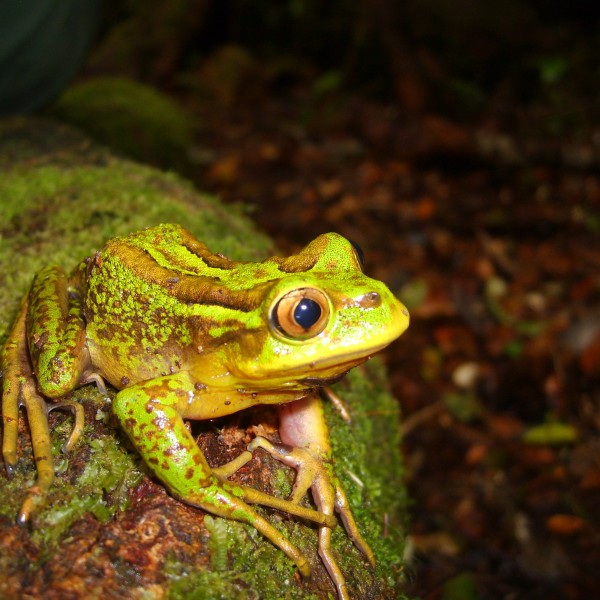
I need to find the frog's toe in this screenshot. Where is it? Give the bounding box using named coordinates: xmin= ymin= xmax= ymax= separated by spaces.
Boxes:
xmin=14 ymin=389 xmax=56 ymax=524
xmin=237 ymin=482 xmax=337 ymax=528
xmin=318 ymin=525 xmax=350 ymax=600
xmin=48 ymin=400 xmax=85 ymax=453
xmin=211 ymin=450 xmax=253 ymax=478
xmin=2 ymin=388 xmax=20 ymax=478
xmin=248 ymin=435 xmax=331 ymax=505
xmin=17 ymin=489 xmax=42 ymax=525
xmin=2 ymin=437 xmax=18 ymax=478
xmin=334 ymin=484 xmax=375 ymax=567
xmin=247 ymin=436 xmax=309 ymax=502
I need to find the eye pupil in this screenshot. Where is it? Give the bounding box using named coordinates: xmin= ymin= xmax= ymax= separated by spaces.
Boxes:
xmin=294 ymin=298 xmax=322 ymax=329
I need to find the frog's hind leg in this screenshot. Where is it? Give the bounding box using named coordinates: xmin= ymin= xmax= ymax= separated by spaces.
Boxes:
xmin=1 ymin=298 xmax=56 ymax=524
xmin=27 ymin=265 xmax=89 ymax=398
xmin=15 ymin=388 xmax=55 ymax=524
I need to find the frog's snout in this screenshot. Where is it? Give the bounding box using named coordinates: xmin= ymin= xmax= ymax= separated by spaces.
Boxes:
xmin=356 ymin=292 xmax=381 ymax=308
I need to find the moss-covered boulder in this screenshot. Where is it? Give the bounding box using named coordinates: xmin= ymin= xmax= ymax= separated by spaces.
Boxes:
xmin=0 ymin=117 xmax=407 ymax=599
xmin=50 ymin=77 xmax=194 ymax=170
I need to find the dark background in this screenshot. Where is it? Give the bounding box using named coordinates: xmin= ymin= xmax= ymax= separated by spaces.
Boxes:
xmin=2 ymin=1 xmax=600 ymax=598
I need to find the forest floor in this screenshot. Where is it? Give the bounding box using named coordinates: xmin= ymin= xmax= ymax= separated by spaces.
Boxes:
xmin=186 ymin=85 xmax=600 ymax=599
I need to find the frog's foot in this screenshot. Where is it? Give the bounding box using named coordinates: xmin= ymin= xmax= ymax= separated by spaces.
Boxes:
xmin=213 ymin=451 xmax=337 ymax=529
xmin=82 ymin=372 xmax=107 ymax=395
xmin=248 ymin=435 xmax=375 ymax=600
xmin=1 ymin=310 xmax=54 ymax=522
xmin=2 ymin=372 xmax=82 ymax=523
xmin=181 ymin=482 xmax=312 ymax=578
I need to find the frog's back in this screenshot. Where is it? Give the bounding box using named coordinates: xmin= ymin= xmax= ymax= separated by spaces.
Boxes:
xmin=105 ymin=224 xmax=235 ymax=277
xmin=79 ymin=224 xmax=269 ymax=388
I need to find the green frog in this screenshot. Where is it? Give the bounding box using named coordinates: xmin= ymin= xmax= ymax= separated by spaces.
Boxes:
xmin=1 ymin=223 xmax=409 ymax=599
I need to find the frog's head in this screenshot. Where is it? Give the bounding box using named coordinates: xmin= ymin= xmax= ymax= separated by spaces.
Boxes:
xmin=221 ymin=233 xmax=409 ymax=389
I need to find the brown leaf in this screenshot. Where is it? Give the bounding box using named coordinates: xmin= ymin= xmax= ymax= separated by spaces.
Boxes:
xmin=546 ymin=514 xmax=587 ymax=535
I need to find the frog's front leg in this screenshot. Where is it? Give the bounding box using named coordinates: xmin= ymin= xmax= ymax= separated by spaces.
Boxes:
xmin=1 ymin=302 xmax=54 ymax=523
xmin=248 ymin=394 xmax=375 ymax=600
xmin=2 ymin=266 xmax=88 ymax=523
xmin=112 ymin=373 xmax=338 ymax=578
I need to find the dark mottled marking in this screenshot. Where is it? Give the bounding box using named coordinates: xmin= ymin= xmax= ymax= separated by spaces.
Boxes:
xmin=264 ymin=237 xmax=328 ymax=273
xmin=110 ymin=242 xmax=262 ymax=311
xmin=182 ymin=236 xmax=238 ymax=270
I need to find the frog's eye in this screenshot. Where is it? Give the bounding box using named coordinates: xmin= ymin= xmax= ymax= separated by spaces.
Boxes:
xmin=349 ymin=239 xmax=365 ymax=270
xmin=271 ymin=288 xmax=330 ymax=339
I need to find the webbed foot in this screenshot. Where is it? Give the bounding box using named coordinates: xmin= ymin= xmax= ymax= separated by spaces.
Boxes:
xmin=212 ymin=450 xmax=337 ymax=529
xmin=248 ymin=435 xmax=375 ymax=600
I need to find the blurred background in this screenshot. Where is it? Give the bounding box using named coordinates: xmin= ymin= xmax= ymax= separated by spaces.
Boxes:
xmin=1 ymin=1 xmax=599 ymax=598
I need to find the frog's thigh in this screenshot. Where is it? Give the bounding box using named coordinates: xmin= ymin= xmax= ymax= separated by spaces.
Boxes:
xmin=111 ymin=377 xmax=311 ymax=577
xmin=27 ymin=265 xmax=87 ymax=398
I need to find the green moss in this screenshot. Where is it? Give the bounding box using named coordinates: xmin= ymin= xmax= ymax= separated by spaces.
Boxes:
xmin=51 ymin=76 xmax=194 ymax=169
xmin=168 ymin=518 xmax=319 ymax=600
xmin=0 ymin=386 xmax=142 ymax=547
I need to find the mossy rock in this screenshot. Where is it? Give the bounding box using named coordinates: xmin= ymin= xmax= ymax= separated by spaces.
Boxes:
xmin=0 ymin=117 xmax=407 ymax=599
xmin=50 ymin=77 xmax=194 ymax=170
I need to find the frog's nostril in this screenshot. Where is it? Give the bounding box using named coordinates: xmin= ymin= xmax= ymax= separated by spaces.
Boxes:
xmin=357 ymin=292 xmax=381 ymax=308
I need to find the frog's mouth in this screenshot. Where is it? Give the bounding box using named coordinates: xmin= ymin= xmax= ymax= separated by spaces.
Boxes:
xmin=299 ymin=371 xmax=349 ymax=387
xmin=293 ymin=344 xmax=383 ymax=386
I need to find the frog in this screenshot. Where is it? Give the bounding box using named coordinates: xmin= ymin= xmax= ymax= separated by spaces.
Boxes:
xmin=1 ymin=223 xmax=409 ymax=599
